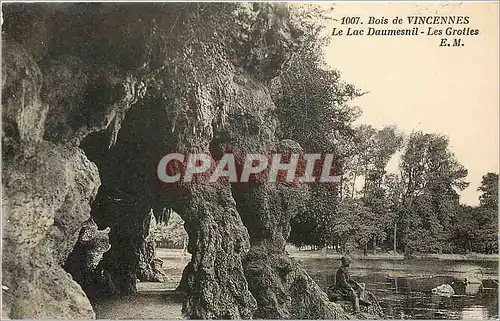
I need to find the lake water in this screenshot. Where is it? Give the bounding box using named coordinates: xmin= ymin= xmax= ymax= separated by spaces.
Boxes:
xmin=299 ymin=257 xmax=498 ymax=319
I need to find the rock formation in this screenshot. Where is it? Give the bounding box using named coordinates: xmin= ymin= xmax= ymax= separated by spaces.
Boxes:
xmin=64 ymin=218 xmax=112 ymax=303
xmin=2 ymin=37 xmax=99 ymax=318
xmin=2 ymin=3 xmax=347 ymax=319
xmin=137 ymin=210 xmax=167 ymax=283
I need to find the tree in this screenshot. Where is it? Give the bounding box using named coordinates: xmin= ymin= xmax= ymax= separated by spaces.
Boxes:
xmin=289 ymin=188 xmax=339 ymax=248
xmin=334 ymin=126 xmax=403 ymax=253
xmin=359 ymin=126 xmax=403 ymax=253
xmin=274 ymin=6 xmax=362 ymax=249
xmin=449 ymin=205 xmax=481 ymax=253
xmin=383 ymin=173 xmax=405 ymax=253
xmin=474 ymin=173 xmax=498 ymax=253
xmin=342 ymin=125 xmax=378 ymax=198
xmin=478 ymin=173 xmax=498 ymax=208
xmin=331 ymin=197 xmax=374 ymax=254
xmin=397 ymin=132 xmax=468 ymax=254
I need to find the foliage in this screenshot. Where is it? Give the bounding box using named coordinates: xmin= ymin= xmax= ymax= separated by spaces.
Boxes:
xmin=287 ymin=127 xmax=496 ymax=255
xmin=396 ymin=132 xmax=469 ymax=254
xmin=334 ymin=197 xmax=373 ymax=252
xmin=273 ymin=3 xmax=361 ymax=153
xmin=275 ymin=6 xmax=496 ymax=256
xmin=275 ymin=5 xmax=361 ymax=249
xmin=474 ymin=173 xmax=498 ymax=253
xmin=151 ymin=211 xmax=188 ymax=247
xmin=478 ymin=172 xmax=498 ymax=209
xmin=289 ymin=187 xmax=339 ymax=248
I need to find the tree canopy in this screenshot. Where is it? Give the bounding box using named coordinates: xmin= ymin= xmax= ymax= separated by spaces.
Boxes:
xmin=278 ymin=6 xmax=497 ymax=255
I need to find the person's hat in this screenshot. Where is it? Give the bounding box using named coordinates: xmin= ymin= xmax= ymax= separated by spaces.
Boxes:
xmin=341 ymin=255 xmax=351 ymax=264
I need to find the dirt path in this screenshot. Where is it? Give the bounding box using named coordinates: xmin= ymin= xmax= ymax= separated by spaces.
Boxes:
xmin=94 ymin=291 xmax=184 ymax=319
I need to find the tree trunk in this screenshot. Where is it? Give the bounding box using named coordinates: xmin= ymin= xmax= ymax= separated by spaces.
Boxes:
xmin=339 ymin=175 xmax=344 ymax=199
xmin=351 ymin=172 xmax=358 ymax=198
xmin=393 ymin=222 xmax=397 ymax=255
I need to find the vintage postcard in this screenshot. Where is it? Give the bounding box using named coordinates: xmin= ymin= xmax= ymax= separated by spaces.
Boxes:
xmin=1 ymin=1 xmax=498 ymax=320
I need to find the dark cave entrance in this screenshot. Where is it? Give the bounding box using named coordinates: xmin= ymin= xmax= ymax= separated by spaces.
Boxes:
xmin=78 ymin=90 xmax=191 ymax=301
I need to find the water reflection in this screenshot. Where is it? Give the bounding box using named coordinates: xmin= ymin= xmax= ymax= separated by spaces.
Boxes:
xmin=299 ymin=258 xmax=498 ymax=319
xmin=462 ymin=306 xmax=488 ymax=320
xmin=453 ymin=281 xmax=482 ymax=296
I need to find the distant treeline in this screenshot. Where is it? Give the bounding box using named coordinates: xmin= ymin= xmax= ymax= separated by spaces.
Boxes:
xmin=272 ymin=14 xmax=498 ymax=255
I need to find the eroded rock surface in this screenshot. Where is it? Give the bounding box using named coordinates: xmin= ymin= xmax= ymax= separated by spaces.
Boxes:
xmin=2 ymin=40 xmax=99 ymax=319
xmin=64 ymin=218 xmax=112 ymax=303
xmin=137 ymin=210 xmax=167 ymax=283
xmin=2 ymin=3 xmax=350 ymax=319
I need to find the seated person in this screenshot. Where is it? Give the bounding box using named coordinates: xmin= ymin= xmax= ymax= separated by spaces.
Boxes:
xmin=328 ymin=255 xmax=371 ymax=313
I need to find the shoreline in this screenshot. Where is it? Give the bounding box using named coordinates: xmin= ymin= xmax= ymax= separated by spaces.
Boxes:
xmin=285 ymin=246 xmax=499 ymax=262
xmin=156 ymin=247 xmax=499 ymax=262
xmin=156 ymin=245 xmax=499 ymax=262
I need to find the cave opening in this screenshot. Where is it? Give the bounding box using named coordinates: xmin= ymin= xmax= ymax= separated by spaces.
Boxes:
xmin=76 ymin=90 xmax=192 ymax=310
xmin=137 ymin=207 xmax=189 ymax=293
xmin=88 ymin=207 xmax=190 ymax=319
xmin=2 ymin=3 xmax=358 ymax=319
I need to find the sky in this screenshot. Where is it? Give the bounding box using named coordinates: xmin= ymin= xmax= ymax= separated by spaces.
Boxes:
xmin=323 ymin=2 xmax=499 ymax=205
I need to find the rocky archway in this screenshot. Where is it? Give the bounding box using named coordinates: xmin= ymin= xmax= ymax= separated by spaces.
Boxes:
xmin=79 ymin=89 xmax=258 ymax=318
xmin=2 ymin=3 xmax=344 ymax=319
